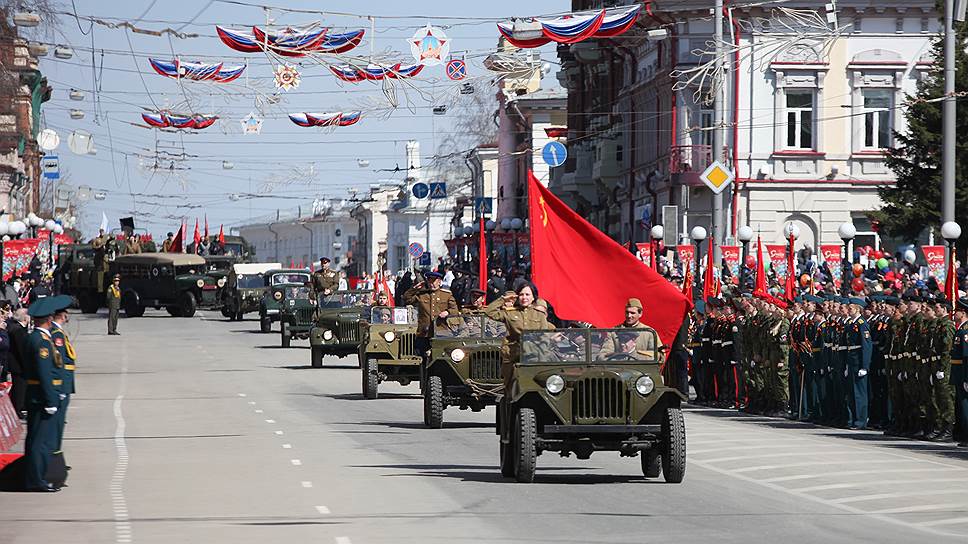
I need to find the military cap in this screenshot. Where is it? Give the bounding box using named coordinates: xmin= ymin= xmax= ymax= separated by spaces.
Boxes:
xmin=28 ymin=295 xmax=71 ymax=318
xmin=694 ymin=300 xmax=706 ymax=315
xmin=626 ymin=297 xmax=643 ymax=309
xmin=804 ymin=294 xmax=823 ymax=303
xmin=470 ymin=288 xmax=486 ymax=296
xmin=424 ymin=271 xmax=443 ymax=280
xmin=319 ymin=257 xmax=331 ymax=263
xmin=958 ymin=298 xmax=968 ymax=311
xmin=49 ymin=295 xmax=73 ymax=314
xmin=848 ymin=297 xmax=867 ymax=308
xmin=112 ymin=274 xmax=121 ymax=280
xmin=167 ymin=231 xmax=174 ymax=237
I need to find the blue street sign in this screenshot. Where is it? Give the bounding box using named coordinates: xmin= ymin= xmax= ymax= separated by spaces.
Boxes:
xmin=542 ymin=141 xmax=567 ymax=167
xmin=474 ymin=197 xmax=493 ymax=216
xmin=42 ymin=155 xmax=59 ymax=180
xmin=412 ymin=182 xmax=429 ymax=199
xmin=419 ymin=253 xmax=431 ymax=266
xmin=429 ymin=182 xmax=447 ymax=199
xmin=408 ymin=242 xmax=424 ymax=258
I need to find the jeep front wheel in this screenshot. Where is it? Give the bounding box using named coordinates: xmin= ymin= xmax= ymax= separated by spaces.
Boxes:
xmin=514 ymin=408 xmax=537 ymax=483
xmin=424 ymin=375 xmax=444 ymax=429
xmin=363 ymin=358 xmax=378 ymax=399
xmin=661 ymin=408 xmax=686 ymax=483
xmin=641 ymin=448 xmax=662 ymax=479
xmin=123 ymin=294 xmax=144 ymax=318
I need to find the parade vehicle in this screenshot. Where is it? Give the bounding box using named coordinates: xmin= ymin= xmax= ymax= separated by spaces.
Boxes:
xmin=219 ymin=235 xmax=251 ymax=261
xmin=359 ymin=306 xmax=419 ymax=398
xmin=278 ymin=284 xmax=317 ymax=348
xmin=308 ymin=289 xmax=373 ymax=367
xmin=496 ymin=328 xmax=686 ymax=483
xmin=113 ymin=253 xmax=217 ymax=317
xmin=220 ymin=262 xmax=281 ymax=321
xmin=423 ymin=315 xmax=508 ymax=429
xmin=57 ymin=244 xmax=97 ymax=310
xmin=258 ymin=268 xmax=311 ymax=332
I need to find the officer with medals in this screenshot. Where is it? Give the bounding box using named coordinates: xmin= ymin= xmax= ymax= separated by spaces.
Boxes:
xmin=311 ymin=257 xmax=340 ymax=297
xmin=50 ymin=295 xmax=76 ymax=453
xmin=952 ymin=300 xmax=968 ymax=447
xmin=845 ymin=297 xmax=873 ymax=429
xmin=23 ymin=295 xmax=71 ymax=492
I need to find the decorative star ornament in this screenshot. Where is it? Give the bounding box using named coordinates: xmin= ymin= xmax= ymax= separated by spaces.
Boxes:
xmin=410 ymin=25 xmax=450 ymax=66
xmin=274 ymin=64 xmax=300 ymax=91
xmin=241 ymin=112 xmax=263 ymax=135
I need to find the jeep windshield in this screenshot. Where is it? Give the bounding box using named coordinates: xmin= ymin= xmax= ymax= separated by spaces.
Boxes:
xmin=370 ymin=306 xmax=416 ymax=325
xmin=271 ymin=273 xmax=310 ymax=285
xmin=206 ymin=260 xmax=232 ymax=273
xmin=319 ymin=290 xmax=372 ymax=309
xmin=236 ymin=275 xmax=263 ymax=289
xmin=434 ymin=316 xmax=508 ymax=339
xmin=282 ymin=286 xmax=312 ymax=300
xmin=520 ymin=329 xmax=659 ymax=364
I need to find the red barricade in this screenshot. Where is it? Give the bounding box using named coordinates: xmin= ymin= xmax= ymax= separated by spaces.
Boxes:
xmin=0 ymin=382 xmax=23 ymax=452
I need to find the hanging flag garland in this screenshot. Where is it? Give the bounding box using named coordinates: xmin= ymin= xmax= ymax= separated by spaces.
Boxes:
xmin=141 ymin=112 xmax=219 ymax=130
xmin=148 ymin=59 xmax=246 ymax=82
xmin=216 ymin=25 xmax=365 ymax=56
xmin=328 ymin=62 xmax=424 ymax=83
xmin=497 ymin=5 xmax=641 ymax=49
xmin=288 ymin=111 xmax=363 ymax=127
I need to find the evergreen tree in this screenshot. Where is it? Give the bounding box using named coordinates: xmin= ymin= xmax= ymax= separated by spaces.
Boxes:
xmin=875 ymin=23 xmax=968 ymax=242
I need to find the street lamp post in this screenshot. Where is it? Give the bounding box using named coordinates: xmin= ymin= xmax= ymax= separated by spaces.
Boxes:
xmin=737 ymin=225 xmax=754 ymax=293
xmin=838 ymin=222 xmax=857 ymax=297
xmin=691 ymin=226 xmax=707 ymax=300
xmin=942 ymin=221 xmax=962 ymax=304
xmin=650 ymin=225 xmax=664 ymax=271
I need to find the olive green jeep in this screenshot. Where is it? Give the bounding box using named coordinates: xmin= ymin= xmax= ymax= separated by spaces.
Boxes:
xmin=308 ymin=289 xmax=373 ymax=367
xmin=359 ymin=306 xmax=419 ymax=398
xmin=221 ymin=262 xmax=281 ymax=321
xmin=497 ymin=328 xmax=686 ymax=483
xmin=278 ymin=284 xmax=316 ymax=348
xmin=259 ymin=269 xmax=311 ymax=332
xmin=422 ymin=315 xmax=508 ymax=429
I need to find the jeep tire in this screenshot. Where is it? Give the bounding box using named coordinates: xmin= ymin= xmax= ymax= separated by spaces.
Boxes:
xmin=363 ymin=358 xmax=378 ymax=399
xmin=179 ymin=291 xmax=196 ymax=318
xmin=260 ymin=314 xmax=271 ymax=333
xmin=165 ymin=306 xmax=180 ymax=317
xmin=281 ymin=321 xmax=291 ymax=348
xmin=514 ymin=408 xmax=537 ymax=483
xmin=661 ymin=407 xmax=686 ymax=483
xmin=641 ymin=448 xmax=662 ymax=479
xmin=424 ymin=375 xmax=444 ymax=429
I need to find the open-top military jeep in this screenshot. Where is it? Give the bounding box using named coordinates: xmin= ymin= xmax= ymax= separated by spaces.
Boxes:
xmin=278 ymin=284 xmax=315 ymax=348
xmin=423 ymin=315 xmax=508 ymax=428
xmin=497 ymin=328 xmax=686 ymax=483
xmin=259 ymin=269 xmax=311 ymax=332
xmin=308 ymin=289 xmax=372 ymax=367
xmin=359 ymin=306 xmax=419 ymax=398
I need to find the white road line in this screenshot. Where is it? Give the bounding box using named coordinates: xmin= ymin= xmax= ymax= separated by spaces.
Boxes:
xmin=335 ymin=537 xmax=352 ymax=544
xmin=265 ymin=419 xmax=276 ymax=424
xmin=832 ymin=489 xmax=968 ymax=505
xmin=689 ymin=441 xmax=811 ymax=454
xmin=248 ymin=401 xmax=256 ymax=405
xmin=237 ymin=393 xmax=246 ymax=397
xmin=291 ymin=459 xmax=302 ymax=466
xmin=870 ymin=503 xmax=968 ymax=515
xmin=111 ymin=344 xmax=132 ymax=543
xmin=301 ymin=481 xmax=313 ymax=488
xmin=282 ymin=444 xmax=292 ymax=449
xmin=760 ymin=468 xmax=955 ymax=484
xmin=254 ymin=409 xmax=264 ymax=413
xmin=794 ymin=478 xmax=968 ymax=493
xmin=918 ymin=517 xmax=968 ymax=527
xmin=697 ymin=449 xmax=860 ymax=464
xmin=274 ymin=430 xmax=284 ymax=435
xmin=315 ymin=505 xmax=331 ymax=514
xmin=734 ymin=459 xmax=907 ymax=475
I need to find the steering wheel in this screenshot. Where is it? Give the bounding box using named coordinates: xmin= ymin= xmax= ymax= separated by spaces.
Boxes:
xmin=604 ymin=352 xmax=637 ymax=362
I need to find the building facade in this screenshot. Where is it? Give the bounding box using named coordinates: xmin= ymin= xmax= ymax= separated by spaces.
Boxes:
xmin=238 ymin=199 xmax=359 ymax=269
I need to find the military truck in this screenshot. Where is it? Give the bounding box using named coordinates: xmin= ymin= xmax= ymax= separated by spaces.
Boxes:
xmin=308 ymin=289 xmax=372 ymax=367
xmin=218 ymin=235 xmax=250 ymax=261
xmin=221 ymin=262 xmax=280 ymax=321
xmin=496 ymin=328 xmax=686 ymax=483
xmin=423 ymin=315 xmax=508 ymax=429
xmin=258 ymin=268 xmax=311 ymax=332
xmin=278 ymin=284 xmax=316 ymax=348
xmin=359 ymin=306 xmax=419 ymax=398
xmin=57 ymin=244 xmax=99 ymax=312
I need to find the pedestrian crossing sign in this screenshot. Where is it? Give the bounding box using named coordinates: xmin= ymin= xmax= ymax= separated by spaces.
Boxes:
xmin=699 ymin=161 xmax=734 ymax=195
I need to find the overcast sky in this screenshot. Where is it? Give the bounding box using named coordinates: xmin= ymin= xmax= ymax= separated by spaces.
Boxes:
xmin=36 ymin=0 xmax=564 ymax=236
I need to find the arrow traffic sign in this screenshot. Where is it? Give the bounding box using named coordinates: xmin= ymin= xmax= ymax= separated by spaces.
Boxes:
xmin=542 ymin=141 xmax=567 ymax=167
xmin=412 ymin=182 xmax=430 ymax=199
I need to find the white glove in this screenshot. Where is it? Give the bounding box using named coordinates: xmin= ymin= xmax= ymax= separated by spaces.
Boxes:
xmin=897 ymin=372 xmax=904 ymax=382
xmin=44 ymin=406 xmax=57 ymax=415
xmin=844 ymin=369 xmax=849 ymax=378
xmin=857 ymin=369 xmax=868 ymax=378
xmin=58 ymin=393 xmax=66 ymax=400
xmin=963 ymin=382 xmax=968 ymax=393
xmin=936 ymin=371 xmax=945 ymax=380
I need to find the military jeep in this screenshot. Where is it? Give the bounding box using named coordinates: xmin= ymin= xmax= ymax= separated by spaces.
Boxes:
xmin=258 ymin=268 xmax=311 ymax=332
xmin=497 ymin=328 xmax=686 ymax=483
xmin=308 ymin=290 xmax=372 ymax=367
xmin=278 ymin=284 xmax=316 ymax=348
xmin=423 ymin=315 xmax=508 ymax=429
xmin=359 ymin=306 xmax=419 ymax=398
xmin=221 ymin=262 xmax=281 ymax=321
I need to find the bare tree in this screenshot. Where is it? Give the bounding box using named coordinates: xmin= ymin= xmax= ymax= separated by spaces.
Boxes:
xmin=436 ymin=80 xmax=499 ymax=157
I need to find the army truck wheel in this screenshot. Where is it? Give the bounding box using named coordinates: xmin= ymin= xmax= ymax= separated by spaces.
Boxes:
xmin=260 ymin=315 xmax=271 ymax=333
xmin=178 ymin=292 xmax=196 ymax=318
xmin=220 ymin=307 xmax=233 ymax=319
xmin=79 ymin=293 xmax=99 ymax=314
xmin=641 ymin=449 xmax=662 ymax=479
xmin=311 ymin=347 xmax=323 ymax=368
xmin=281 ymin=322 xmax=291 ymax=348
xmin=363 ymin=358 xmax=379 ymax=399
xmin=166 ymin=306 xmax=181 ymax=317
xmin=661 ymin=408 xmax=686 ymax=484
xmin=424 ymin=375 xmax=444 ymax=429
xmin=123 ymin=293 xmax=144 ymax=318
xmin=235 ymin=310 xmax=244 ymax=321
xmin=514 ymin=408 xmax=537 ymax=483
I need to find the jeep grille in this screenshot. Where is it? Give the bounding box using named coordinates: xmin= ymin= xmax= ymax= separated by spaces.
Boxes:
xmin=398 ymin=332 xmax=417 ymax=357
xmin=469 ymin=349 xmax=502 ymax=381
xmin=296 ymin=308 xmax=315 ymax=324
xmin=338 ymin=320 xmax=359 ymax=343
xmin=574 ymin=377 xmax=627 ymax=422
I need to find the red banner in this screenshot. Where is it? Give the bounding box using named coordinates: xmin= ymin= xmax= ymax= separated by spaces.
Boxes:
xmin=820 ymin=244 xmax=843 ymax=288
xmin=0 ymin=383 xmax=23 ymax=452
xmin=676 ymin=245 xmax=695 ymax=277
xmin=721 ymin=245 xmax=740 ymax=285
xmin=766 ymin=244 xmax=789 ymax=283
xmin=635 ymin=243 xmax=652 ymax=265
xmin=922 ymin=245 xmax=947 ymax=288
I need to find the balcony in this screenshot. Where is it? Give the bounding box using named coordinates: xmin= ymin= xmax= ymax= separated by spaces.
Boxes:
xmin=669 ymin=145 xmax=712 ymax=187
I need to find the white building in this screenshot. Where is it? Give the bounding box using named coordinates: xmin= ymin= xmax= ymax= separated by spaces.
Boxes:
xmin=239 ymin=199 xmax=358 ymax=269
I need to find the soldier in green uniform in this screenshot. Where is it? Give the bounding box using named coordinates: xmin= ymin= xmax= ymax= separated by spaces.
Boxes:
xmin=106 ymin=274 xmax=121 ymax=335
xmin=461 ymin=288 xmax=488 ymax=316
xmin=952 ymin=301 xmax=968 ymax=446
xmin=789 ymin=302 xmax=806 ymax=419
xmin=91 ymin=229 xmax=110 ymax=271
xmin=50 ymin=295 xmax=76 ymax=453
xmin=311 ymin=257 xmax=340 ymax=297
xmin=484 ymin=284 xmax=553 ymax=385
xmin=23 ymin=296 xmax=70 ymax=492
xmin=687 ymin=301 xmax=705 ymax=402
xmin=927 ymin=303 xmax=955 ymax=441
xmin=406 ymin=271 xmax=460 ymax=361
xmin=744 ymin=301 xmax=764 ymax=413
xmin=768 ymin=306 xmax=791 ymax=417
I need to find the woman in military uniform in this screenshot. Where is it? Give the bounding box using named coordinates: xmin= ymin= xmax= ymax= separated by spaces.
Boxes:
xmin=484 ymin=284 xmax=554 ymax=384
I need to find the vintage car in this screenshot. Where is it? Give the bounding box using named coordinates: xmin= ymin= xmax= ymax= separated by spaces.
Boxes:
xmin=112 ymin=253 xmax=217 ymax=317
xmin=308 ymin=290 xmax=372 ymax=367
xmin=221 ymin=262 xmax=281 ymax=321
xmin=278 ymin=284 xmax=316 ymax=348
xmin=258 ymin=268 xmax=311 ymax=332
xmin=496 ymin=328 xmax=686 ymax=483
xmin=422 ymin=315 xmax=508 ymax=429
xmin=359 ymin=306 xmax=419 ymax=398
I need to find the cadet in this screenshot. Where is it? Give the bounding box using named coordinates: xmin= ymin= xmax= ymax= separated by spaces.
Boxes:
xmin=927 ymin=303 xmax=955 ymax=441
xmin=106 ymin=274 xmax=121 ymax=335
xmin=311 ymin=257 xmax=340 ymax=297
xmin=688 ymin=302 xmax=705 ymax=402
xmin=462 ymin=288 xmax=488 ymax=315
xmin=952 ymin=301 xmax=968 ymax=446
xmin=23 ymin=296 xmax=69 ymax=492
xmin=50 ymin=296 xmax=76 ymax=453
xmin=405 ymin=271 xmax=459 ymax=354
xmin=844 ymin=298 xmax=872 ymax=429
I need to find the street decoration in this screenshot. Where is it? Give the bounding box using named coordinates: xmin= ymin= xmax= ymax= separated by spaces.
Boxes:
xmin=216 ymin=25 xmax=365 ymax=56
xmin=410 ymin=25 xmax=450 ymax=66
xmin=766 ymin=244 xmax=789 ymax=283
xmin=445 ymin=58 xmax=467 ymax=80
xmin=328 ymin=62 xmax=424 ymax=83
xmin=141 ymin=112 xmax=219 ymax=130
xmin=288 ymin=111 xmax=363 ymax=127
xmin=148 ymin=58 xmax=245 ymax=82
xmin=240 ymin=112 xmax=263 ymax=134
xmin=721 ymin=246 xmax=741 ymax=285
xmin=921 ymin=245 xmax=947 ymax=289
xmin=497 ymin=5 xmax=641 ymax=49
xmin=820 ymin=244 xmax=842 ymax=288
xmin=273 ymin=64 xmax=301 ymax=91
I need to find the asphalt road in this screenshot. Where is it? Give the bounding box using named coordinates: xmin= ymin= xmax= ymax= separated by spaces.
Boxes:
xmin=5 ymin=310 xmax=968 ymax=544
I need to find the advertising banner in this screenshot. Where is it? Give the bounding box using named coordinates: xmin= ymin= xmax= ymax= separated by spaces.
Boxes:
xmin=765 ymin=244 xmax=789 ymax=283
xmin=921 ymin=245 xmax=947 ymax=289
xmin=635 ymin=243 xmax=652 ymax=266
xmin=0 ymin=384 xmax=23 ymax=452
xmin=676 ymin=245 xmax=695 ymax=277
xmin=820 ymin=244 xmax=843 ymax=288
xmin=721 ymin=245 xmax=740 ymax=284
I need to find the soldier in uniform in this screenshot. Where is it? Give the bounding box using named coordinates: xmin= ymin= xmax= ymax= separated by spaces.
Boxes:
xmin=952 ymin=301 xmax=968 ymax=446
xmin=484 ymin=284 xmax=553 ymax=385
xmin=767 ymin=306 xmax=791 ymax=417
xmin=598 ymin=298 xmax=663 ymax=360
xmin=844 ymin=298 xmax=872 ymax=429
xmin=23 ymin=296 xmax=69 ymax=492
xmin=461 ymin=288 xmax=488 ymax=315
xmin=688 ymin=301 xmax=705 ymax=403
xmin=91 ymin=229 xmax=111 ymax=271
xmin=161 ymin=232 xmax=175 ymax=252
xmin=106 ymin=274 xmax=121 ymax=335
xmin=311 ymin=257 xmax=340 ymax=297
xmin=50 ymin=295 xmax=76 ymax=453
xmin=406 ymin=271 xmax=460 ymax=354
xmin=927 ymin=302 xmax=955 ymax=441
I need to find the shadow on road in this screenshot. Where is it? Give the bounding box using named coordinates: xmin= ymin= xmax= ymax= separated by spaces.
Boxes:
xmin=350 ymin=463 xmax=650 ymax=485
xmin=350 ymin=420 xmax=493 ymax=430
xmin=320 ymin=392 xmax=421 ymax=401
xmin=229 ymin=329 xmax=266 ymax=334
xmin=275 ymin=364 xmax=359 ymax=370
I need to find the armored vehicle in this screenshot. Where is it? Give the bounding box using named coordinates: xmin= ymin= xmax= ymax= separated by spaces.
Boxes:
xmin=221 ymin=262 xmax=280 ymax=321
xmin=308 ymin=289 xmax=372 ymax=367
xmin=258 ymin=268 xmax=311 ymax=332
xmin=278 ymin=284 xmax=316 ymax=348
xmin=496 ymin=328 xmax=686 ymax=483
xmin=359 ymin=306 xmax=419 ymax=398
xmin=423 ymin=315 xmax=508 ymax=429
xmin=109 ymin=253 xmax=217 ymax=317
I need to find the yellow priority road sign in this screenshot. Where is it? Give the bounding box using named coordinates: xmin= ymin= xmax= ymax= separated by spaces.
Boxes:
xmin=699 ymin=161 xmax=734 ymax=195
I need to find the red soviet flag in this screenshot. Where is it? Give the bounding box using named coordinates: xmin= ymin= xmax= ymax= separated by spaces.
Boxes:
xmin=169 ymin=224 xmax=183 ymax=253
xmin=702 ymin=237 xmax=715 ymax=302
xmin=479 ymin=217 xmax=488 ymax=291
xmin=204 ymin=214 xmax=209 ymax=239
xmin=193 ymin=219 xmax=201 ymax=247
xmin=527 ymin=171 xmax=690 ymax=347
xmin=218 ymin=224 xmax=225 ymax=245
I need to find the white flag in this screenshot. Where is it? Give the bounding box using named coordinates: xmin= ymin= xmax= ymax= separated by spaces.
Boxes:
xmin=99 ymin=212 xmax=108 ymax=232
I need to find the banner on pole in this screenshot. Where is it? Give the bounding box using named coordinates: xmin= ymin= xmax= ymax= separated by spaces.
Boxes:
xmin=635 ymin=243 xmax=652 ymax=266
xmin=676 ymin=245 xmax=695 ymax=277
xmin=922 ymin=245 xmax=947 ymax=289
xmin=765 ymin=244 xmax=789 ymax=283
xmin=721 ymin=245 xmax=740 ymax=285
xmin=820 ymin=244 xmax=843 ymax=288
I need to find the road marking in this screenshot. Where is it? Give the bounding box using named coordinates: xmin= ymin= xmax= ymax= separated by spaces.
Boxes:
xmin=111 ymin=344 xmax=132 ymax=543
xmin=248 ymin=401 xmax=256 ymax=405
xmin=335 ymin=538 xmax=352 ymax=544
xmin=301 ymin=481 xmax=313 ymax=488
xmin=315 ymin=505 xmax=331 ymax=514
xmin=761 ymin=468 xmax=955 ymax=483
xmin=254 ymin=409 xmax=263 ymax=413
xmin=918 ymin=517 xmax=968 ymax=527
xmin=871 ymin=503 xmax=968 ymax=515
xmin=282 ymin=444 xmax=292 ymax=449
xmin=698 ymin=448 xmax=853 ymax=464
xmin=291 ymin=459 xmax=302 ymax=466
xmin=734 ymin=459 xmax=905 ymax=474
xmin=265 ymin=419 xmax=276 ymax=424
xmin=274 ymin=430 xmax=284 ymax=435
xmin=237 ymin=393 xmax=246 ymax=397
xmin=794 ymin=478 xmax=968 ymax=493
xmin=832 ymin=489 xmax=968 ymax=504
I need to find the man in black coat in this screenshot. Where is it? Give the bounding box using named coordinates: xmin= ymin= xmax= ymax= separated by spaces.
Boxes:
xmin=6 ymin=307 xmax=30 ymax=417
xmin=486 ymin=268 xmax=506 ymax=304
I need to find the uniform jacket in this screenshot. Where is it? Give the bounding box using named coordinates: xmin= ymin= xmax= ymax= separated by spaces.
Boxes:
xmin=106 ymin=284 xmax=122 ymax=309
xmin=25 ymin=327 xmax=63 ymax=408
xmin=405 ymin=286 xmax=460 ymax=337
xmin=845 ymin=315 xmax=872 ymax=372
xmin=51 ymin=323 xmax=76 ymax=394
xmin=312 ymin=270 xmax=340 ymax=295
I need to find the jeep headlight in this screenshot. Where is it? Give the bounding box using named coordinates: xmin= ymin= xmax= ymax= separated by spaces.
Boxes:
xmin=383 ymin=331 xmax=395 ymax=342
xmin=196 ymin=279 xmax=205 ymax=288
xmin=217 ymin=278 xmax=226 ymax=288
xmin=450 ymin=348 xmax=465 ymax=362
xmin=635 ymin=375 xmax=655 ymax=396
xmin=273 ymin=291 xmax=283 ymax=301
xmin=545 ymin=374 xmax=565 ymax=395
xmin=322 ymin=330 xmax=333 ymax=341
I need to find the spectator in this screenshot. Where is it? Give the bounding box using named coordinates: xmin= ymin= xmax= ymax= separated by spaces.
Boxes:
xmin=6 ymin=307 xmax=29 ymax=418
xmin=486 ymin=267 xmax=506 ymax=304
xmin=395 ymin=271 xmax=413 ymax=307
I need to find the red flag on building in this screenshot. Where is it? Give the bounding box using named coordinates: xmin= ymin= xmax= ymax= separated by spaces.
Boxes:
xmin=702 ymin=238 xmax=715 ymax=302
xmin=169 ymin=224 xmax=184 ymax=253
xmin=204 ymin=215 xmax=209 ymax=239
xmin=479 ymin=217 xmax=488 ymax=291
xmin=218 ymin=224 xmax=225 ymax=245
xmin=193 ymin=219 xmax=201 ymax=248
xmin=527 ymin=171 xmax=690 ymax=347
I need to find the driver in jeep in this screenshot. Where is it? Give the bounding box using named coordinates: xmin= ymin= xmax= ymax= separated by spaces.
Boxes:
xmin=597 ymin=298 xmax=663 ymax=360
